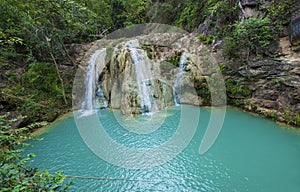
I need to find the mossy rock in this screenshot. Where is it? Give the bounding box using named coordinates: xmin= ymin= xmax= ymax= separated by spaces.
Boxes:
xmin=166 ymin=52 xmax=182 ymax=67
xmin=160 ymin=61 xmax=176 ymax=71
xmin=141 ymin=43 xmax=154 ymax=59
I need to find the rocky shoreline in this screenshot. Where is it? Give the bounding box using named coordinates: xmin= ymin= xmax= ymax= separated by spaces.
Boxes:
xmin=210 ymin=35 xmax=300 ymax=127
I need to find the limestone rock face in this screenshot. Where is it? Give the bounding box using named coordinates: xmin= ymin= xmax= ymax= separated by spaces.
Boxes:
xmin=79 ymin=33 xmax=223 ymax=116
xmin=229 ymin=58 xmax=300 ymax=125
xmin=77 ymin=31 xmax=299 ymax=126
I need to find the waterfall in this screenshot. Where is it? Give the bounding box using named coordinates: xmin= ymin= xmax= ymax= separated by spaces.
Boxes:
xmin=81 ymin=48 xmax=107 ymax=115
xmin=127 ymin=40 xmax=158 ymax=115
xmin=173 ymin=53 xmax=186 ymax=106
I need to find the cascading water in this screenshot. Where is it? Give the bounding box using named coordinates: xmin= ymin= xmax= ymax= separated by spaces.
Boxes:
xmin=127 ymin=40 xmax=158 ymax=114
xmin=81 ymin=48 xmax=108 ymax=115
xmin=173 ymin=52 xmax=186 ymax=105
xmin=95 ymin=85 xmax=107 ymax=109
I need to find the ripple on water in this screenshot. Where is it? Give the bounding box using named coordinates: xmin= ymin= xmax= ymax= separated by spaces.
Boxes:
xmin=23 ymin=107 xmax=300 ymax=192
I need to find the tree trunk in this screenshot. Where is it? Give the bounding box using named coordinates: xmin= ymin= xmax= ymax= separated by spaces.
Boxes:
xmin=45 ymin=36 xmax=68 ymax=105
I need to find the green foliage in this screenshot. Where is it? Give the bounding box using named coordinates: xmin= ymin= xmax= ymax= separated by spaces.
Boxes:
xmin=19 ymin=61 xmax=71 ymax=120
xmin=166 ymin=54 xmax=181 ymax=67
xmin=0 ymin=0 xmax=103 ymax=111
xmin=0 ymin=29 xmax=23 ymax=59
xmin=121 ymin=0 xmax=151 ymax=27
xmin=0 ymin=0 xmax=101 ymax=61
xmin=225 ymin=78 xmax=252 ymax=107
xmin=0 ymin=30 xmax=23 ymax=47
xmin=77 ymin=0 xmax=114 ymax=31
xmin=218 ymin=63 xmax=226 ymax=73
xmin=284 ymin=110 xmax=293 ymax=124
xmin=192 ymin=74 xmax=227 ymax=106
xmin=142 ymin=43 xmax=154 ymax=59
xmin=198 ymin=34 xmax=215 ymax=44
xmin=267 ymin=0 xmax=292 ymax=32
xmin=172 ymin=0 xmax=238 ymax=31
xmin=174 ymin=0 xmax=203 ymax=31
xmin=22 ymin=62 xmax=61 ymax=94
xmin=148 ymin=2 xmax=175 ymax=24
xmin=271 ymin=77 xmax=284 ymax=87
xmin=293 ymin=113 xmax=300 ymax=126
xmin=0 ymin=114 xmax=27 ymax=148
xmin=148 ymin=0 xmax=206 ymax=31
xmin=265 ymin=110 xmax=278 ymax=120
xmin=224 ymin=17 xmax=273 ymax=58
xmin=223 ymin=36 xmax=240 ymax=59
xmin=226 ymin=78 xmax=251 ymax=97
xmin=206 ymin=0 xmax=238 ymax=23
xmin=0 ymin=113 xmax=70 ymax=191
xmin=109 ymin=0 xmax=150 ymax=28
xmin=0 ymin=0 xmax=153 ymax=66
xmin=283 ymin=110 xmax=300 ymax=126
xmin=5 ymin=70 xmax=18 ymax=82
xmin=198 ymin=34 xmax=206 ymax=41
xmin=0 ymin=0 xmax=294 ymax=127
xmin=193 ymin=77 xmax=211 ymax=105
xmin=231 ymin=99 xmax=244 ymax=107
xmin=20 ymin=101 xmax=44 ymax=123
xmin=0 ymin=0 xmax=155 ymax=124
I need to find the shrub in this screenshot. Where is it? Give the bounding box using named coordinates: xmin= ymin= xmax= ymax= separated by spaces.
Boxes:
xmin=0 ymin=113 xmax=71 ymax=191
xmin=198 ymin=34 xmax=215 ymax=44
xmin=224 ymin=17 xmax=274 ymax=58
xmin=22 ymin=62 xmax=61 ymax=94
xmin=267 ymin=0 xmax=292 ymax=32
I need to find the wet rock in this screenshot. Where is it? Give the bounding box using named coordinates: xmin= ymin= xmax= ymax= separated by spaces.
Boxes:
xmin=84 ymin=34 xmax=210 ymax=116
xmin=80 ymin=32 xmax=299 ymax=125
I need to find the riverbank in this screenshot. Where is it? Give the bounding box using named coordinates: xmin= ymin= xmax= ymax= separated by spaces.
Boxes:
xmin=227 ymin=105 xmax=300 ymax=130
xmin=31 ymin=111 xmax=74 ymax=137
xmin=40 ymin=104 xmax=299 ymax=141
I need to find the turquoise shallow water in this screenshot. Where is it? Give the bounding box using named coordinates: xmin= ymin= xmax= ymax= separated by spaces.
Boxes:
xmin=24 ymin=106 xmax=300 ymax=191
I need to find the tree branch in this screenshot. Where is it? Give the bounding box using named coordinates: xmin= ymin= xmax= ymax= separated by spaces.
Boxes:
xmin=44 ymin=35 xmax=68 ymax=105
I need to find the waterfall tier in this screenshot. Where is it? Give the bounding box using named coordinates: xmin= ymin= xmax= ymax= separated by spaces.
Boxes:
xmin=174 ymin=52 xmax=186 ymax=105
xmin=80 ymin=49 xmax=108 ymax=115
xmin=127 ymin=40 xmax=159 ymax=114
xmin=76 ymin=33 xmax=220 ymax=116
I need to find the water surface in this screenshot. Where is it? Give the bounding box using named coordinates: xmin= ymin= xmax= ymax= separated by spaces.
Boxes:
xmin=24 ymin=106 xmax=300 ymax=191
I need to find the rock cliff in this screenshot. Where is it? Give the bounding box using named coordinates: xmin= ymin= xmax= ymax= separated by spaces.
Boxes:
xmin=74 ymin=30 xmax=299 ymax=126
